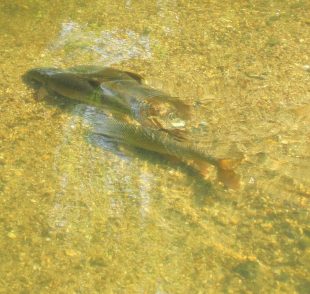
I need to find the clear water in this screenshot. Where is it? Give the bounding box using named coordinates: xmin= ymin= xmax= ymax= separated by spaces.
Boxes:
xmin=0 ymin=0 xmax=309 ymax=293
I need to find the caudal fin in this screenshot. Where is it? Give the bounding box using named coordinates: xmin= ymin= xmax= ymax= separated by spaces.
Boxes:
xmin=216 ymin=159 xmax=241 ymax=190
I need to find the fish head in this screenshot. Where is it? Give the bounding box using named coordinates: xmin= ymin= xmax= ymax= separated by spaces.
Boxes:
xmin=22 ymin=67 xmax=63 ymax=89
xmin=22 ymin=67 xmax=100 ymax=102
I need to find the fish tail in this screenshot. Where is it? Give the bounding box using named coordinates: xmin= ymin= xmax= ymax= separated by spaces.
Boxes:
xmin=216 ymin=158 xmax=242 ymax=189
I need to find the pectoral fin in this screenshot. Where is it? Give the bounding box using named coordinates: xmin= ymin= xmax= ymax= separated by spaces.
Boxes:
xmin=143 ymin=117 xmax=188 ymax=142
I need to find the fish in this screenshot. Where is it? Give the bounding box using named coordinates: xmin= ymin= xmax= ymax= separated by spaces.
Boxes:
xmin=91 ymin=113 xmax=240 ymax=189
xmin=23 ymin=66 xmax=191 ymax=137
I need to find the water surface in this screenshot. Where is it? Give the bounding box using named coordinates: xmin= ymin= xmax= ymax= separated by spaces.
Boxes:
xmin=0 ymin=0 xmax=309 ymax=293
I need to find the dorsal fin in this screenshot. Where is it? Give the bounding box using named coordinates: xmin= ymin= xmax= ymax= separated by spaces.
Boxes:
xmin=85 ymin=78 xmax=101 ymax=88
xmin=122 ymin=71 xmax=144 ymax=84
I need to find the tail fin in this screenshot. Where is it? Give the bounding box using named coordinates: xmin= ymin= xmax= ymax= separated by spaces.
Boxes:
xmin=216 ymin=159 xmax=241 ymax=190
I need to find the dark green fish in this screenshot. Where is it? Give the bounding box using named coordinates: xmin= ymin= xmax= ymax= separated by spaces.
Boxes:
xmin=23 ymin=67 xmax=142 ymax=122
xmin=23 ymin=66 xmax=190 ymax=131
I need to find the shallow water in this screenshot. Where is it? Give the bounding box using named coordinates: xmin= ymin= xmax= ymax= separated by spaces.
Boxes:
xmin=0 ymin=0 xmax=309 ymax=293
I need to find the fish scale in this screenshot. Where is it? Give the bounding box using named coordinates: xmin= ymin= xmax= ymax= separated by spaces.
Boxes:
xmin=93 ymin=114 xmax=218 ymax=167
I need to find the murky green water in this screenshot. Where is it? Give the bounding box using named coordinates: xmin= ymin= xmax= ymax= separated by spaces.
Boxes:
xmin=0 ymin=0 xmax=309 ymax=293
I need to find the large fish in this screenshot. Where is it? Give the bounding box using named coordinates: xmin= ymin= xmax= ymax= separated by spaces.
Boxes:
xmin=23 ymin=66 xmax=191 ymax=136
xmin=90 ymin=112 xmax=240 ymax=189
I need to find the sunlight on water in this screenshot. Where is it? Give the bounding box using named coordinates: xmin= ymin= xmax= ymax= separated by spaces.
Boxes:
xmin=0 ymin=0 xmax=309 ymax=293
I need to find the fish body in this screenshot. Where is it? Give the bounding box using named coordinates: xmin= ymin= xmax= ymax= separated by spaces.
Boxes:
xmin=93 ymin=113 xmax=215 ymax=165
xmin=23 ymin=67 xmax=136 ymax=116
xmin=91 ymin=113 xmax=240 ymax=188
xmin=23 ymin=66 xmax=191 ymax=130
